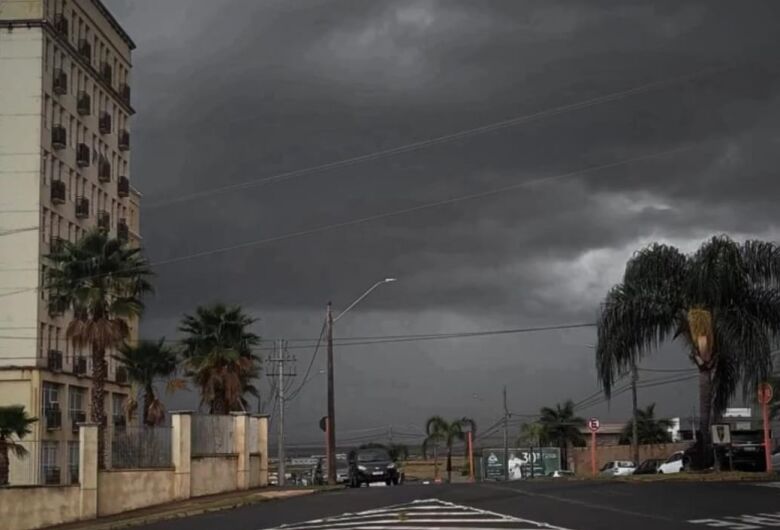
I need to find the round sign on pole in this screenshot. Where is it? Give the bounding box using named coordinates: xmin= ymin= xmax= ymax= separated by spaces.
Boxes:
xmin=588 ymin=417 xmax=600 ymax=432
xmin=758 ymin=383 xmax=773 ymax=405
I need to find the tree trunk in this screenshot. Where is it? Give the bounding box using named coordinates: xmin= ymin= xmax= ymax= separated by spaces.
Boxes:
xmin=143 ymin=386 xmax=153 ymax=426
xmin=433 ymin=446 xmax=439 ymax=481
xmin=91 ymin=345 xmax=107 ymax=469
xmin=446 ymin=446 xmax=452 ymax=483
xmin=697 ymin=368 xmax=714 ymax=469
xmin=560 ymin=438 xmax=568 ymax=470
xmin=0 ymin=442 xmax=9 ymax=486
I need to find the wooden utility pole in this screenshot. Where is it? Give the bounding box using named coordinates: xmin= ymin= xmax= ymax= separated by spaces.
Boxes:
xmin=326 ymin=303 xmax=336 ymax=486
xmin=503 ymin=385 xmax=509 ymax=481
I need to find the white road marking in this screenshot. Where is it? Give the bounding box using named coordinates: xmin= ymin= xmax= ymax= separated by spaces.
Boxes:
xmin=689 ymin=512 xmax=780 ymax=529
xmin=262 ymin=498 xmax=571 ymax=530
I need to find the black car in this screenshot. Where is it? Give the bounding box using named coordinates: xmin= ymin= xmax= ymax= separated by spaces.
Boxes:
xmin=633 ymin=458 xmax=664 ymax=475
xmin=348 ymin=447 xmax=400 ymax=487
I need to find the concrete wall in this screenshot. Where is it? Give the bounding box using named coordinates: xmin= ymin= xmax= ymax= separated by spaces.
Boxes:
xmin=249 ymin=455 xmax=261 ymax=488
xmin=97 ymin=469 xmax=175 ymax=516
xmin=570 ymin=443 xmax=689 ymax=475
xmin=0 ymin=486 xmax=80 ymax=530
xmin=191 ymin=455 xmax=238 ymax=497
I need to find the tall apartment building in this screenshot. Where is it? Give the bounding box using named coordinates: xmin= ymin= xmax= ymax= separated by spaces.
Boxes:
xmin=0 ymin=0 xmax=140 ymax=484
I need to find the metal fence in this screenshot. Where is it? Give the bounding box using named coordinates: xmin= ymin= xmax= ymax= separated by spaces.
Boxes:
xmin=191 ymin=414 xmax=234 ymax=456
xmin=110 ymin=426 xmax=173 ymax=469
xmin=3 ymin=440 xmax=77 ymax=486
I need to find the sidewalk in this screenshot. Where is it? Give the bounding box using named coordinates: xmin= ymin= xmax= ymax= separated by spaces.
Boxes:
xmin=49 ymin=488 xmax=321 ymax=530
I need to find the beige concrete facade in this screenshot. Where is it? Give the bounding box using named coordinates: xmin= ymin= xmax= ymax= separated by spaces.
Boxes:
xmin=0 ymin=0 xmax=138 ymax=484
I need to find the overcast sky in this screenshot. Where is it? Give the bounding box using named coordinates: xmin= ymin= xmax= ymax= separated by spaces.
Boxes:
xmin=103 ymin=0 xmax=780 ymax=444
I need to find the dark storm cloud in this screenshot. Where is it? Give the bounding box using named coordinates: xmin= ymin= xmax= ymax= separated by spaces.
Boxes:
xmin=105 ymin=0 xmax=780 ymax=435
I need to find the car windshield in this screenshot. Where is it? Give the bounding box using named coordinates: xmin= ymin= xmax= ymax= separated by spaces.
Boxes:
xmin=357 ymin=449 xmax=390 ymax=462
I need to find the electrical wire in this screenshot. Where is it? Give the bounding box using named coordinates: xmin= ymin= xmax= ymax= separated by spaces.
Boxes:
xmin=144 ymin=63 xmax=734 ymax=210
xmin=286 ymin=318 xmax=327 ymax=401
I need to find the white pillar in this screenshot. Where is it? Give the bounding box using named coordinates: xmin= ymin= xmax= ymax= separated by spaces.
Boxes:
xmin=78 ymin=423 xmax=99 ymax=520
xmin=232 ymin=412 xmax=250 ymax=490
xmin=171 ymin=411 xmax=192 ymax=500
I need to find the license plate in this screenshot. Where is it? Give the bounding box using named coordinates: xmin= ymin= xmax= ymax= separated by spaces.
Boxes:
xmin=372 ymin=471 xmax=384 ymax=476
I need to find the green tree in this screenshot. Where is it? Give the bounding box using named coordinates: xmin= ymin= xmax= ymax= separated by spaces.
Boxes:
xmin=46 ymin=229 xmax=152 ymax=467
xmin=0 ymin=406 xmax=37 ymax=486
xmin=114 ymin=339 xmax=181 ymax=426
xmin=619 ymin=404 xmax=672 ymax=445
xmin=596 ymin=237 xmax=780 ymax=466
xmin=179 ymin=304 xmax=261 ymax=414
xmin=422 ymin=416 xmax=475 ymax=483
xmin=517 ymin=421 xmax=548 ymax=447
xmin=539 ymin=400 xmax=585 ymax=469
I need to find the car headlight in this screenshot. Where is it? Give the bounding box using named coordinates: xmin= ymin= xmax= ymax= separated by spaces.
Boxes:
xmin=386 ymin=463 xmax=395 ymax=469
xmin=358 ymin=465 xmax=367 ymax=471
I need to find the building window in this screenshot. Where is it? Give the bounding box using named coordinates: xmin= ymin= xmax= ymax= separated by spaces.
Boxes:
xmin=68 ymin=441 xmax=79 ymax=484
xmin=41 ymin=441 xmax=60 ymax=485
xmin=41 ymin=265 xmax=47 ymax=300
xmin=42 ymin=382 xmax=60 ymax=412
xmin=112 ymin=394 xmax=125 ymax=423
xmin=68 ymin=386 xmax=85 ymax=422
xmin=39 ymin=322 xmax=46 ymax=357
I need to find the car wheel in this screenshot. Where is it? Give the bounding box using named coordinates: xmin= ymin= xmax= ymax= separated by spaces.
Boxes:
xmin=385 ymin=479 xmax=392 ymax=486
xmin=392 ymin=476 xmax=399 ymax=486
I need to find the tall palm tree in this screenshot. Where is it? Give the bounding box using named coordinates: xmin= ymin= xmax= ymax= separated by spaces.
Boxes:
xmin=114 ymin=339 xmax=181 ymax=426
xmin=517 ymin=421 xmax=548 ymax=447
xmin=619 ymin=404 xmax=672 ymax=445
xmin=422 ymin=416 xmax=475 ymax=483
xmin=46 ymin=229 xmax=152 ymax=467
xmin=179 ymin=304 xmax=261 ymax=414
xmin=596 ymin=237 xmax=780 ymax=466
xmin=539 ymin=400 xmax=585 ymax=469
xmin=0 ymin=406 xmax=37 ymax=486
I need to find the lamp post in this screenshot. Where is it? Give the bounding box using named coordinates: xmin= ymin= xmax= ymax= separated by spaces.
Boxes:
xmin=326 ymin=278 xmax=396 ymax=485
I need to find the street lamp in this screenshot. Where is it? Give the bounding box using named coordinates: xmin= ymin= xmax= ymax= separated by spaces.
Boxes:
xmin=325 ymin=278 xmax=397 ymax=485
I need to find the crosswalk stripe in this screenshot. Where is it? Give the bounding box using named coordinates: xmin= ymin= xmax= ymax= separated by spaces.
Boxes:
xmin=262 ymin=498 xmax=571 ymax=530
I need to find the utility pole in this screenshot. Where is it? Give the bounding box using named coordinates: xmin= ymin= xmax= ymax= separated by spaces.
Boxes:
xmin=267 ymin=340 xmax=295 ymax=487
xmin=326 ymin=302 xmax=336 ymax=486
xmin=503 ymin=385 xmax=509 ymax=481
xmin=631 ymin=364 xmax=639 ymax=465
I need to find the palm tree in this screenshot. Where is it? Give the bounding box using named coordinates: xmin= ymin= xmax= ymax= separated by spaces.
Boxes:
xmin=596 ymin=237 xmax=780 ymax=466
xmin=0 ymin=406 xmax=37 ymax=486
xmin=179 ymin=304 xmax=261 ymax=414
xmin=46 ymin=229 xmax=152 ymax=467
xmin=422 ymin=416 xmax=475 ymax=483
xmin=517 ymin=421 xmax=548 ymax=447
xmin=114 ymin=339 xmax=181 ymax=426
xmin=539 ymin=400 xmax=585 ymax=469
xmin=619 ymin=404 xmax=672 ymax=445
xmin=768 ymin=376 xmax=779 ymax=421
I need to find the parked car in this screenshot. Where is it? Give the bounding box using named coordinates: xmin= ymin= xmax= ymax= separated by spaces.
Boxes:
xmin=547 ymin=469 xmax=575 ymax=478
xmin=658 ymin=452 xmax=685 ymax=474
xmin=348 ymin=447 xmax=400 ymax=487
xmin=599 ymin=461 xmax=636 ymax=477
xmin=723 ymin=430 xmax=766 ymax=472
xmin=633 ymin=458 xmax=664 ymax=475
xmin=771 ymin=448 xmax=780 ymax=472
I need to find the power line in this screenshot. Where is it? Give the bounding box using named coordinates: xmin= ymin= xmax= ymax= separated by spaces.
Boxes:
xmin=0 ymin=139 xmax=712 ymax=299
xmin=286 ymin=318 xmax=327 ymax=401
xmin=144 ymin=63 xmax=734 ymax=210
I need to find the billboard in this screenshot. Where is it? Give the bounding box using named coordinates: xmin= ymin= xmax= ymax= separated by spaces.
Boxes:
xmin=481 ymin=447 xmax=561 ymax=480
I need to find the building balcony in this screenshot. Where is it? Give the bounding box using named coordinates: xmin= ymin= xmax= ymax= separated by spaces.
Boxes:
xmin=78 ymin=39 xmax=91 ymax=63
xmin=97 ymin=210 xmax=110 ymax=231
xmin=99 ymin=112 xmax=112 ymax=134
xmin=73 ymin=356 xmax=87 ymax=376
xmin=98 ymin=156 xmax=111 ymax=182
xmin=118 ymin=129 xmax=130 ymax=151
xmin=49 ymin=236 xmax=66 ymax=255
xmin=53 ymin=68 xmax=68 ymax=95
xmin=47 ymin=349 xmax=63 ymax=371
xmin=75 ymin=196 xmax=89 ymax=219
xmin=43 ymin=466 xmax=61 ymax=485
xmin=119 ymin=83 xmax=130 ymax=105
xmin=117 ymin=219 xmax=129 ymax=243
xmin=100 ymin=62 xmax=112 ymax=85
xmin=76 ymin=143 xmax=90 ymax=167
xmin=44 ymin=408 xmax=62 ymax=431
xmin=70 ymin=411 xmax=86 ymax=433
xmin=69 ymin=465 xmax=79 ymax=485
xmin=52 ymin=125 xmax=66 ymax=149
xmin=118 ymin=176 xmax=130 ymax=197
xmin=77 ymin=91 xmax=91 ymax=115
xmin=51 ymin=179 xmax=66 ymax=204
xmin=52 ymin=14 xmax=68 ymax=38
xmin=48 ymin=298 xmax=66 ymax=318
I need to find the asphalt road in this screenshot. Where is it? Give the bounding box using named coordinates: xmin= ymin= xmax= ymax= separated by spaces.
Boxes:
xmin=134 ymin=480 xmax=780 ymax=530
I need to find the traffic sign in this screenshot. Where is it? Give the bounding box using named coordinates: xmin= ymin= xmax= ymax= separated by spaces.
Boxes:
xmin=588 ymin=418 xmax=600 ymax=432
xmin=758 ymin=383 xmax=773 ymax=405
xmin=319 ymin=416 xmax=328 ymax=432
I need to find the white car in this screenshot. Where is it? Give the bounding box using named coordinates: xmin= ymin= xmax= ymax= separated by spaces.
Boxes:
xmin=771 ymin=448 xmax=780 ymax=472
xmin=658 ymin=451 xmax=685 ymax=474
xmin=599 ymin=461 xmax=635 ymax=476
